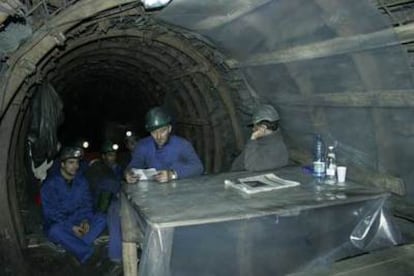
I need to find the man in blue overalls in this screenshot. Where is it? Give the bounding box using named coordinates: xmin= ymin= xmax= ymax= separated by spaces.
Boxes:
xmin=115 ymin=107 xmax=204 ymax=265
xmin=125 ymin=106 xmax=204 ymax=183
xmin=41 ymin=147 xmax=106 ymax=263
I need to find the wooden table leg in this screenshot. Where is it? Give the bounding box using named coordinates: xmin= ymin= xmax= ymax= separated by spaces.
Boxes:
xmin=123 ymin=241 xmax=138 ymax=276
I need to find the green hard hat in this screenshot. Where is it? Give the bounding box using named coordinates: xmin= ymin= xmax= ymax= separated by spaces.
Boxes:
xmin=251 ymin=104 xmax=280 ymax=125
xmin=101 ymin=140 xmax=119 ymax=153
xmin=145 ymin=107 xmax=172 ymax=132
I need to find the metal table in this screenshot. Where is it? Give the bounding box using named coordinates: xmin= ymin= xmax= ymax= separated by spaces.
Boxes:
xmin=121 ymin=167 xmax=401 ymax=276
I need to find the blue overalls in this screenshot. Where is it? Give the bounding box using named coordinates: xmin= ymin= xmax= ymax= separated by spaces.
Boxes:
xmin=108 ymin=135 xmax=204 ymax=261
xmin=41 ymin=172 xmax=106 ymax=263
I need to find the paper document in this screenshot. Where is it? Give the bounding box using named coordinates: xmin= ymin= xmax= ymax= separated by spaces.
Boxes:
xmin=131 ymin=168 xmax=158 ymax=180
xmin=224 ymin=173 xmax=300 ymax=195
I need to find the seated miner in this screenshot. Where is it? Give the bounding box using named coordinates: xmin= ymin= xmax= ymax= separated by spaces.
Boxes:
xmin=85 ymin=140 xmax=123 ymax=211
xmin=84 ymin=140 xmax=123 ymax=263
xmin=125 ymin=106 xmax=204 ymax=184
xmin=117 ymin=131 xmax=138 ymax=170
xmin=41 ymin=147 xmax=106 ymax=264
xmin=47 ymin=140 xmax=89 ymax=177
xmin=231 ymin=104 xmax=289 ymax=172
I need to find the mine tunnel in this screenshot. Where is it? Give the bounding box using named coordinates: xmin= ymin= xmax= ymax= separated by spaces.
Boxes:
xmin=1 ymin=0 xmax=414 ymax=275
xmin=41 ymin=18 xmax=246 ymax=173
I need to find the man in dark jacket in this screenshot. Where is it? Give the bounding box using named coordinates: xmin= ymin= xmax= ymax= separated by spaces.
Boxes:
xmin=231 ymin=104 xmax=289 ymax=172
xmin=85 ymin=140 xmax=123 ymax=263
xmin=117 ymin=132 xmax=138 ymax=170
xmin=41 ymin=147 xmax=106 ymax=263
xmin=85 ymin=140 xmax=123 ymax=212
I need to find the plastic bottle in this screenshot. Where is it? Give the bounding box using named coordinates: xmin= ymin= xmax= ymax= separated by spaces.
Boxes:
xmin=312 ymin=134 xmax=326 ymax=179
xmin=325 ymin=145 xmax=336 ymax=184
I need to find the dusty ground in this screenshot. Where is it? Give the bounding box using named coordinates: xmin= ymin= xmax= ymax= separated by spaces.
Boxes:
xmin=24 ymin=243 xmax=122 ymax=276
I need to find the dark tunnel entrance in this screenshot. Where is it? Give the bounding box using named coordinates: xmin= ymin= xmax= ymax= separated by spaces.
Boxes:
xmin=46 ymin=18 xmax=247 ymax=173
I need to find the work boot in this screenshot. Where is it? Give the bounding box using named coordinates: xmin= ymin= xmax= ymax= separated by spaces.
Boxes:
xmin=103 ymin=261 xmax=123 ymax=276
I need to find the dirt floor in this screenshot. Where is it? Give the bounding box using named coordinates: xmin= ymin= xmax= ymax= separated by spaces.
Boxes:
xmin=24 ymin=243 xmax=123 ymax=276
xmin=19 ymin=201 xmax=125 ymax=276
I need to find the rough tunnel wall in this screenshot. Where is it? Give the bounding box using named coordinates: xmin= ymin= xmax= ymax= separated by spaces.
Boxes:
xmin=158 ymin=0 xmax=414 ymax=198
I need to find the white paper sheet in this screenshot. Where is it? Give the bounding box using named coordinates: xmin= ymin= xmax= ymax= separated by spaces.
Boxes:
xmin=224 ymin=173 xmax=300 ymax=194
xmin=131 ymin=168 xmax=158 ymax=180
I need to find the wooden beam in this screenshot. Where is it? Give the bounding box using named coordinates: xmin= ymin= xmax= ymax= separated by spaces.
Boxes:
xmin=1 ymin=0 xmax=138 ymax=117
xmin=120 ymin=192 xmax=142 ymax=276
xmin=290 ymin=244 xmax=414 ymax=276
xmin=391 ymin=197 xmax=414 ymax=220
xmin=273 ymin=90 xmax=414 ymax=108
xmin=377 ymin=0 xmax=414 ymax=8
xmin=167 ymin=64 xmax=209 ymax=80
xmin=0 ymin=102 xmax=27 ymax=275
xmin=192 ymin=0 xmax=272 ymax=30
xmin=227 ymin=22 xmax=414 ymax=68
xmin=122 ymin=242 xmax=138 ymax=276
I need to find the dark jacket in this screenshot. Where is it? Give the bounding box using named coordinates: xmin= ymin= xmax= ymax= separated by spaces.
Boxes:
xmin=84 ymin=160 xmax=123 ymax=212
xmin=231 ymin=130 xmax=289 ymax=172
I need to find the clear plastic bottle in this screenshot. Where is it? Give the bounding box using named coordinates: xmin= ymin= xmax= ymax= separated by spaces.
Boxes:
xmin=312 ymin=134 xmax=326 ymax=179
xmin=325 ymin=145 xmax=336 ymax=184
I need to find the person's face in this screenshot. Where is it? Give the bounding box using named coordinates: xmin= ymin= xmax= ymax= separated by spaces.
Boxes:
xmin=126 ymin=139 xmax=136 ymax=152
xmin=102 ymin=151 xmax=117 ymax=167
xmin=151 ymin=125 xmax=171 ymax=147
xmin=250 ymin=123 xmax=268 ymax=140
xmin=252 ymin=123 xmax=266 ymax=133
xmin=60 ymin=158 xmax=79 ymax=179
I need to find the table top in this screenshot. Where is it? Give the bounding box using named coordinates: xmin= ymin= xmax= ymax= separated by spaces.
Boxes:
xmin=123 ymin=166 xmax=389 ymax=228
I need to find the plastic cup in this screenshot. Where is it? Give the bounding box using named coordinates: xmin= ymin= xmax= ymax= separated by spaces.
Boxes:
xmin=337 ymin=166 xmax=347 ymax=183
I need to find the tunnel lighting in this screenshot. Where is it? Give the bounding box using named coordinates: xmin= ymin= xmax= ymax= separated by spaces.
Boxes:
xmin=82 ymin=141 xmax=89 ymax=149
xmin=142 ymin=0 xmax=171 ymax=9
xmin=126 ymin=130 xmax=132 ymax=137
xmin=112 ymin=144 xmax=119 ymax=150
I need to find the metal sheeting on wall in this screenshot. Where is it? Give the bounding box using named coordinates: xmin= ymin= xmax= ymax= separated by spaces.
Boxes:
xmin=157 ymin=0 xmax=414 ymax=198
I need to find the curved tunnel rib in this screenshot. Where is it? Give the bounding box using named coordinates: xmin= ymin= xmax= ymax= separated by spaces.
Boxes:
xmin=31 ymin=19 xmax=247 ymax=173
xmin=0 ymin=3 xmax=254 ymax=269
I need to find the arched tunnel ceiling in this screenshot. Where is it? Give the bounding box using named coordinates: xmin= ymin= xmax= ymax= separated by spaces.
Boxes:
xmin=33 ymin=14 xmax=249 ymax=172
xmin=1 ymin=0 xmax=414 ymax=273
xmin=1 ymin=0 xmax=414 ymax=192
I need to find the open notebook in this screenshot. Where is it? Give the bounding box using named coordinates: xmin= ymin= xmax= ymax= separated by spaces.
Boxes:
xmin=224 ymin=173 xmax=300 ymax=195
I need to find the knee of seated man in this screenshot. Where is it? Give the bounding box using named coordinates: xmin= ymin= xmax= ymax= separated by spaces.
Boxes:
xmin=48 ymin=223 xmax=68 ymax=240
xmin=95 ymin=212 xmax=107 ymax=224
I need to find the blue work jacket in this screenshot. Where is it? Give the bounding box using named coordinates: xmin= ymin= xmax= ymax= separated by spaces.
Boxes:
xmin=41 ymin=172 xmax=93 ymax=232
xmin=128 ymin=135 xmax=204 ymax=178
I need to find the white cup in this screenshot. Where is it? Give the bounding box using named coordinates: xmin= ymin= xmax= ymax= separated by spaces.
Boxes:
xmin=337 ymin=166 xmax=347 ymax=183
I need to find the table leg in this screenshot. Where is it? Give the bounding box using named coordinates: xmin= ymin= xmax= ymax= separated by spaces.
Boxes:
xmin=123 ymin=241 xmax=138 ymax=276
